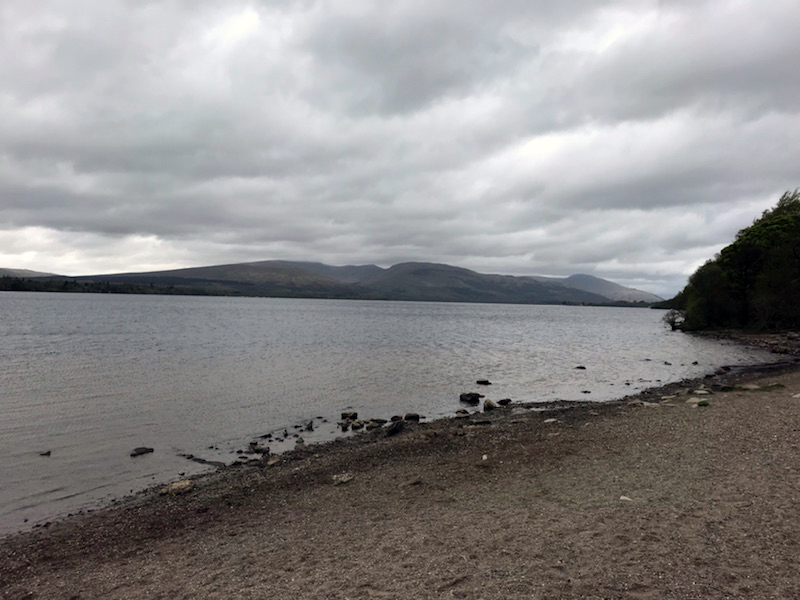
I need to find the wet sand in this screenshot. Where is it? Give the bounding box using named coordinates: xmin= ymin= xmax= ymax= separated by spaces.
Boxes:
xmin=2 ymin=339 xmax=800 ymax=599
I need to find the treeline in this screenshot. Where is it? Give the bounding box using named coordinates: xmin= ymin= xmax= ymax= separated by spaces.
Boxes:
xmin=0 ymin=276 xmax=216 ymax=296
xmin=670 ymin=190 xmax=800 ymax=331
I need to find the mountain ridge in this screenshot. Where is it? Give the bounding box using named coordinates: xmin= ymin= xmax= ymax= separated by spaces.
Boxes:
xmin=2 ymin=260 xmax=662 ymax=305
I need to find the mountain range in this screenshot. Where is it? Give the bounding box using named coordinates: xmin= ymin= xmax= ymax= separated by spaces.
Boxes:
xmin=1 ymin=261 xmax=662 ymax=305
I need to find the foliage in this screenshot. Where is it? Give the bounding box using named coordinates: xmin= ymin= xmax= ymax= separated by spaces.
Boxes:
xmin=678 ymin=189 xmax=800 ymax=331
xmin=661 ymin=309 xmax=685 ymax=331
xmin=0 ymin=276 xmax=215 ymax=296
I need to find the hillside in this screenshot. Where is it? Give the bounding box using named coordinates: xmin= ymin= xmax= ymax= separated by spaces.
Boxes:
xmin=531 ymin=274 xmax=662 ymax=303
xmin=2 ymin=260 xmax=660 ymax=306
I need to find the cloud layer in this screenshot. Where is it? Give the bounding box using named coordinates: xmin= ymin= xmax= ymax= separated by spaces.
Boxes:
xmin=2 ymin=0 xmax=799 ymax=296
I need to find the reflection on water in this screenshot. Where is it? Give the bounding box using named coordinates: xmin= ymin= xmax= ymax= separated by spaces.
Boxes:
xmin=0 ymin=292 xmax=775 ymax=533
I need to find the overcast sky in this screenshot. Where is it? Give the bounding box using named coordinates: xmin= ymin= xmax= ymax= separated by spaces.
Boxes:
xmin=2 ymin=0 xmax=799 ymax=297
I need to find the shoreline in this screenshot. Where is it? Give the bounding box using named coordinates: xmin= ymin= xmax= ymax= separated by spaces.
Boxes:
xmin=3 ymin=334 xmax=800 ymax=598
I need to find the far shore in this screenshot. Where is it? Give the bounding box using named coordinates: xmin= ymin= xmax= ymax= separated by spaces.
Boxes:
xmin=2 ymin=331 xmax=799 ymax=599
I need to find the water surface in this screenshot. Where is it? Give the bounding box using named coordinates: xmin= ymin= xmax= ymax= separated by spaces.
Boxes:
xmin=0 ymin=293 xmax=775 ymax=534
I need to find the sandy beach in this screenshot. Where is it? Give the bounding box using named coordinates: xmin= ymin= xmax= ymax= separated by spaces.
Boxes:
xmin=2 ymin=336 xmax=800 ymax=600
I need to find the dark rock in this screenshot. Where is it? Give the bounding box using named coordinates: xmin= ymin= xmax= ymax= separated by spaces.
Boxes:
xmin=664 ymin=361 xmax=672 ymax=366
xmin=386 ymin=420 xmax=404 ymax=436
xmin=39 ymin=450 xmax=51 ymax=457
xmin=497 ymin=398 xmax=512 ymax=406
xmin=460 ymin=392 xmax=481 ymax=405
xmin=483 ymin=399 xmax=498 ymax=411
xmin=341 ymin=411 xmax=358 ymax=421
xmin=305 ymin=421 xmax=314 ymax=432
xmin=404 ymin=413 xmax=421 ymax=422
xmin=351 ymin=419 xmax=364 ymax=430
xmin=365 ymin=421 xmax=382 ymax=430
xmin=455 ymin=409 xmax=471 ymax=418
xmin=130 ymin=447 xmax=154 ymax=458
xmin=476 ymin=379 xmax=492 ymax=385
xmin=581 ymin=390 xmax=591 ymax=394
xmin=340 ymin=421 xmax=351 ymax=432
xmin=575 ymin=366 xmax=586 ymax=370
xmin=390 ymin=415 xmax=403 ymax=422
xmin=692 ymin=361 xmax=699 ymax=365
xmin=371 ymin=418 xmax=388 ymax=425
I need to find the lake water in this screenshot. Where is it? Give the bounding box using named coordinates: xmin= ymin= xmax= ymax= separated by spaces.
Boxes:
xmin=0 ymin=292 xmax=775 ymax=535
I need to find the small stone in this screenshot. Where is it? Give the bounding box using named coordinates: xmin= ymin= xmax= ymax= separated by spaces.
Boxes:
xmin=341 ymin=411 xmax=358 ymax=421
xmin=390 ymin=415 xmax=403 ymax=421
xmin=575 ymin=365 xmax=586 ymax=370
xmin=544 ymin=418 xmax=559 ymax=424
xmin=39 ymin=450 xmax=51 ymax=457
xmin=620 ymin=496 xmax=633 ymax=502
xmin=483 ymin=399 xmax=497 ymax=411
xmin=455 ymin=409 xmax=471 ymax=419
xmin=267 ymin=456 xmax=280 ymax=467
xmin=693 ymin=389 xmax=711 ymax=395
xmin=697 ymin=399 xmax=710 ymax=407
xmin=159 ymin=480 xmax=194 ymax=496
xmin=386 ymin=420 xmax=404 ymax=436
xmin=404 ymin=413 xmax=421 ymax=422
xmin=130 ymin=447 xmax=154 ymax=458
xmin=332 ymin=473 xmax=354 ymax=486
xmin=351 ymin=419 xmax=364 ymax=430
xmin=460 ymin=392 xmax=481 ymax=405
xmin=497 ymin=398 xmax=512 ymax=406
xmin=476 ymin=379 xmax=492 ymax=385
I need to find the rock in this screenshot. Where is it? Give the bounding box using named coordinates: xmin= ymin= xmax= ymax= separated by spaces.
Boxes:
xmin=697 ymin=399 xmax=710 ymax=407
xmin=390 ymin=415 xmax=403 ymax=422
xmin=483 ymin=399 xmax=497 ymax=411
xmin=692 ymin=389 xmax=711 ymax=395
xmin=159 ymin=480 xmax=194 ymax=496
xmin=664 ymin=361 xmax=672 ymax=366
xmin=476 ymin=379 xmax=492 ymax=385
xmin=266 ymin=456 xmax=281 ymax=466
xmin=581 ymin=390 xmax=591 ymax=394
xmin=371 ymin=418 xmax=388 ymax=425
xmin=340 ymin=421 xmax=351 ymax=432
xmin=460 ymin=392 xmax=481 ymax=405
xmin=404 ymin=413 xmax=421 ymax=422
xmin=620 ymin=495 xmax=633 ymax=502
xmin=351 ymin=419 xmax=364 ymax=430
xmin=575 ymin=365 xmax=586 ymax=370
xmin=455 ymin=409 xmax=471 ymax=419
xmin=497 ymin=398 xmax=512 ymax=406
xmin=332 ymin=473 xmax=354 ymax=486
xmin=130 ymin=447 xmax=154 ymax=458
xmin=305 ymin=421 xmax=314 ymax=432
xmin=543 ymin=418 xmax=560 ymax=424
xmin=386 ymin=420 xmax=404 ymax=436
xmin=39 ymin=450 xmax=51 ymax=457
xmin=341 ymin=411 xmax=358 ymax=421
xmin=365 ymin=421 xmax=382 ymax=430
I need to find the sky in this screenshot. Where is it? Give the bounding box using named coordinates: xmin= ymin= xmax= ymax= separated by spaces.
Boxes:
xmin=2 ymin=1 xmax=799 ymax=298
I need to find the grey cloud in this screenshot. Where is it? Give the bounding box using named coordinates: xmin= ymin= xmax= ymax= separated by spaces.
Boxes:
xmin=1 ymin=0 xmax=799 ymax=298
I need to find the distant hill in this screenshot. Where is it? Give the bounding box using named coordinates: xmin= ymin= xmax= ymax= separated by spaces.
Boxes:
xmin=2 ymin=259 xmax=664 ymax=305
xmin=355 ymin=262 xmax=611 ymax=304
xmin=14 ymin=260 xmax=659 ymax=305
xmin=0 ymin=268 xmax=57 ymax=278
xmin=530 ymin=274 xmax=662 ymax=303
